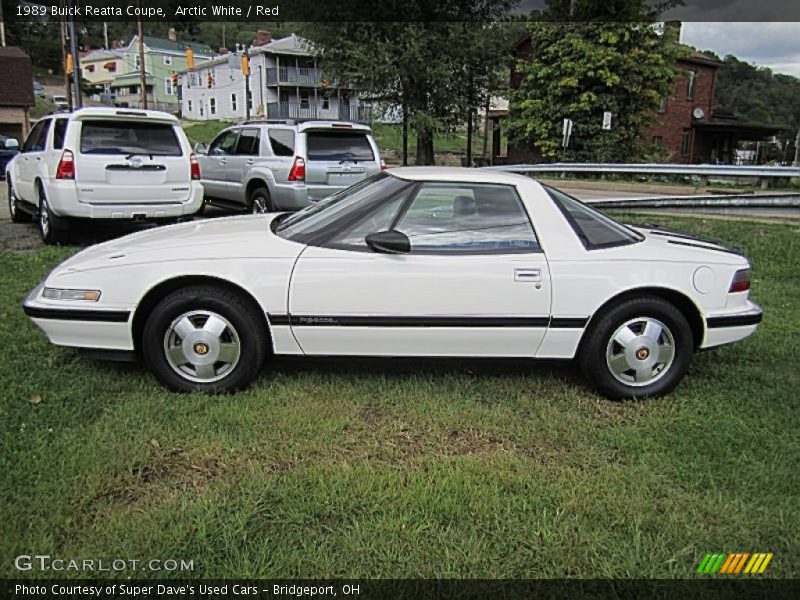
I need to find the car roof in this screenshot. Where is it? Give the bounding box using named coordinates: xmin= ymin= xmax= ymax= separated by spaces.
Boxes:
xmin=61 ymin=107 xmax=180 ymax=124
xmin=387 ymin=167 xmax=534 ymax=186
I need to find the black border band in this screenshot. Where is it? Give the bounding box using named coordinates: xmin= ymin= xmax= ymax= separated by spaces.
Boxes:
xmin=706 ymin=312 xmax=763 ymax=328
xmin=23 ymin=305 xmax=131 ymax=323
xmin=268 ymin=314 xmax=588 ymax=329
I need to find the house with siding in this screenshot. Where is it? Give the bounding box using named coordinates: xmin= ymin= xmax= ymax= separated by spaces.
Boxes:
xmin=179 ymin=33 xmax=371 ymax=123
xmin=0 ymin=47 xmax=35 ymax=140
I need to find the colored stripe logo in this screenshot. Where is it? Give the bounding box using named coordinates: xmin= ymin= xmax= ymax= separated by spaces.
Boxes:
xmin=696 ymin=552 xmax=773 ymax=574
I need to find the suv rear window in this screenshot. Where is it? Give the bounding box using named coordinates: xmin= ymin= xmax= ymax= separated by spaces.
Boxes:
xmin=79 ymin=120 xmax=182 ymax=156
xmin=305 ymin=131 xmax=374 ymax=162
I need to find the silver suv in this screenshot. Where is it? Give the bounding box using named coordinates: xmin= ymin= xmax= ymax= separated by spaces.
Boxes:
xmin=196 ymin=120 xmax=385 ymax=213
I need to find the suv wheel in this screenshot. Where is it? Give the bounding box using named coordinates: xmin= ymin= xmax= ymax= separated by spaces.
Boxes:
xmin=8 ymin=180 xmax=30 ymax=223
xmin=578 ymin=296 xmax=693 ymax=400
xmin=142 ymin=285 xmax=268 ymax=393
xmin=38 ymin=187 xmax=68 ymax=245
xmin=249 ymin=187 xmax=271 ymax=214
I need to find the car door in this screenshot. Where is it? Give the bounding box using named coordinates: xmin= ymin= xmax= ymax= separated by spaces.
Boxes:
xmin=288 ymin=181 xmax=552 ymax=357
xmin=200 ymin=129 xmax=239 ymax=200
xmin=225 ymin=128 xmax=261 ymax=203
xmin=15 ymin=119 xmax=50 ymax=203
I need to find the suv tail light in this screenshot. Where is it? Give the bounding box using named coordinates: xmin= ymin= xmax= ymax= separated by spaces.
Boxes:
xmin=55 ymin=150 xmax=75 ymax=180
xmin=190 ymin=154 xmax=201 ymax=180
xmin=380 ymin=158 xmax=387 ymax=171
xmin=288 ymin=157 xmax=305 ymax=182
xmin=729 ymin=268 xmax=751 ymax=293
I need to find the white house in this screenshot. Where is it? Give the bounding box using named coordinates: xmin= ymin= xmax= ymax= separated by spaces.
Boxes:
xmin=178 ymin=34 xmax=371 ymax=123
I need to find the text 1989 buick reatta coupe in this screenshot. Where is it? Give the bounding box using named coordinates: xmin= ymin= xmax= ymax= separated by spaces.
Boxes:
xmin=23 ymin=168 xmax=762 ymax=399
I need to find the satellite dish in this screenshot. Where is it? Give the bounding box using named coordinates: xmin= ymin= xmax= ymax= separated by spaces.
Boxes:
xmin=692 ymin=107 xmax=706 ymax=119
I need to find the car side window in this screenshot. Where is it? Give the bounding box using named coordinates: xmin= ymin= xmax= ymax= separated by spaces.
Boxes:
xmin=208 ymin=130 xmax=239 ymax=156
xmin=234 ymin=128 xmax=260 ymax=156
xmin=394 ymin=183 xmax=541 ymax=254
xmin=22 ymin=120 xmax=50 ymax=153
xmin=328 ymin=194 xmax=407 ymax=249
xmin=267 ymin=129 xmax=294 ymax=157
xmin=53 ymin=119 xmax=68 ymax=150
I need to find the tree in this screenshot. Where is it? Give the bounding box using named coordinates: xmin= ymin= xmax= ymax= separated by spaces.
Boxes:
xmin=304 ymin=2 xmax=517 ymax=165
xmin=506 ymin=20 xmax=681 ymax=162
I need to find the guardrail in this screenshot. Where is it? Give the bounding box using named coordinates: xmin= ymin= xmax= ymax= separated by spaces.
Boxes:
xmin=489 ymin=163 xmax=800 ymax=188
xmin=584 ymin=193 xmax=800 ymax=210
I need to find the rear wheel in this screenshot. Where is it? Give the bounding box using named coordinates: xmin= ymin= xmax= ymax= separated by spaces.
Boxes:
xmin=578 ymin=296 xmax=693 ymax=400
xmin=38 ymin=187 xmax=68 ymax=245
xmin=142 ymin=285 xmax=267 ymax=393
xmin=8 ymin=180 xmax=30 ymax=223
xmin=249 ymin=187 xmax=271 ymax=214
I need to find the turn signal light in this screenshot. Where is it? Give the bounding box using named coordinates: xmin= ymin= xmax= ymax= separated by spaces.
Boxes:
xmin=190 ymin=154 xmax=201 ymax=180
xmin=380 ymin=158 xmax=387 ymax=171
xmin=729 ymin=268 xmax=751 ymax=293
xmin=288 ymin=157 xmax=305 ymax=182
xmin=55 ymin=150 xmax=75 ymax=180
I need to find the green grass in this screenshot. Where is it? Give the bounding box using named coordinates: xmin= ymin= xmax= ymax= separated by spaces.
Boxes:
xmin=182 ymin=120 xmax=233 ymax=145
xmin=1 ymin=216 xmax=798 ymax=579
xmin=371 ymin=123 xmax=498 ymax=164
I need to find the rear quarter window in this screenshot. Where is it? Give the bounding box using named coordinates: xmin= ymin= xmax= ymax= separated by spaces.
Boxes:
xmin=79 ymin=120 xmax=182 ymax=156
xmin=267 ymin=129 xmax=294 ymax=157
xmin=305 ymin=131 xmax=375 ymax=162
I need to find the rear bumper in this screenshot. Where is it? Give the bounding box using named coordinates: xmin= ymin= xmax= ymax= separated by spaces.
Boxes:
xmin=23 ymin=282 xmax=134 ymax=351
xmin=272 ymin=183 xmax=312 ymax=211
xmin=47 ymin=181 xmax=204 ymax=219
xmin=702 ymin=301 xmax=762 ymax=349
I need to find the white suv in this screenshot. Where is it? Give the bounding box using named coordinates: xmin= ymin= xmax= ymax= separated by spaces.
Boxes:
xmin=6 ymin=108 xmax=203 ymax=244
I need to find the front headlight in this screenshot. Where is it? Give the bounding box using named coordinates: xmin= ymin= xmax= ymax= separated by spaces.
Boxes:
xmin=42 ymin=288 xmax=101 ymax=301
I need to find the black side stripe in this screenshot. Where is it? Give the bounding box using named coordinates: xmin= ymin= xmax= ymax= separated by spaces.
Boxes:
xmin=23 ymin=305 xmax=131 ymax=323
xmin=667 ymin=239 xmax=743 ymax=256
xmin=706 ymin=313 xmax=763 ymax=328
xmin=268 ymin=314 xmax=588 ymax=329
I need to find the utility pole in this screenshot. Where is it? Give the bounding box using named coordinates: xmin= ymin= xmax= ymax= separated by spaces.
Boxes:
xmin=66 ymin=0 xmax=82 ymax=108
xmin=0 ymin=0 xmax=6 ymax=46
xmin=481 ymin=94 xmax=490 ymax=164
xmin=794 ymin=128 xmax=800 ymax=166
xmin=244 ymin=44 xmax=251 ymax=120
xmin=103 ymin=22 xmax=109 ymax=49
xmin=137 ymin=4 xmax=147 ymax=109
xmin=258 ymin=64 xmax=264 ymax=116
xmin=59 ymin=15 xmax=73 ymax=111
xmin=402 ymin=101 xmax=408 ymax=166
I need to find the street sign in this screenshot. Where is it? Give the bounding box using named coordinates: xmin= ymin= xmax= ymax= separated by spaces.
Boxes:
xmin=603 ymin=111 xmax=612 ymax=130
xmin=562 ymin=118 xmax=574 ymax=148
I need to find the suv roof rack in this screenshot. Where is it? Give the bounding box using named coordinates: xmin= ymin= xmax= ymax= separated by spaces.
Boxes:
xmin=236 ymin=118 xmax=297 ymax=126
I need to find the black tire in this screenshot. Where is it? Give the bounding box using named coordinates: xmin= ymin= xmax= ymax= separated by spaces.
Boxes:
xmin=8 ymin=180 xmax=30 ymax=223
xmin=142 ymin=285 xmax=268 ymax=393
xmin=38 ymin=186 xmax=68 ymax=245
xmin=249 ymin=187 xmax=272 ymax=214
xmin=578 ymin=296 xmax=693 ymax=400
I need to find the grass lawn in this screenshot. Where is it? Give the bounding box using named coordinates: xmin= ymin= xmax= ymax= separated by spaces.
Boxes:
xmin=0 ymin=215 xmax=798 ymax=579
xmin=182 ymin=120 xmax=233 ymax=145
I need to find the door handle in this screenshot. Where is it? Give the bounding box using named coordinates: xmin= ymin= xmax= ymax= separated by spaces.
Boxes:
xmin=245 ymin=159 xmax=255 ymax=165
xmin=514 ymin=268 xmax=542 ymax=282
xmin=219 ymin=159 xmax=229 ymax=165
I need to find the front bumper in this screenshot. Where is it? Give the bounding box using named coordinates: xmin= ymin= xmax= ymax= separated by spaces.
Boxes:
xmin=23 ymin=283 xmax=135 ymax=351
xmin=702 ymin=301 xmax=763 ymax=349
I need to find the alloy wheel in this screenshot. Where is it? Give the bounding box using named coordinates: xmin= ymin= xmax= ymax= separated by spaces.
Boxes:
xmin=605 ymin=317 xmax=676 ymax=386
xmin=163 ymin=310 xmax=242 ymax=383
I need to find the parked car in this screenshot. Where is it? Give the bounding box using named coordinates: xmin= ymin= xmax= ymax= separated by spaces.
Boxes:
xmin=22 ymin=168 xmax=762 ymax=399
xmin=51 ymin=95 xmax=69 ymax=109
xmin=33 ymin=81 xmax=47 ymax=98
xmin=6 ymin=107 xmax=203 ymax=244
xmin=0 ymin=135 xmax=20 ymax=178
xmin=196 ymin=119 xmax=385 ymax=214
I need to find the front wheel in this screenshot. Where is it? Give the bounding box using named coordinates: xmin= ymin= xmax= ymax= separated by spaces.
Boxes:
xmin=8 ymin=180 xmax=30 ymax=223
xmin=142 ymin=286 xmax=268 ymax=393
xmin=578 ymin=296 xmax=693 ymax=400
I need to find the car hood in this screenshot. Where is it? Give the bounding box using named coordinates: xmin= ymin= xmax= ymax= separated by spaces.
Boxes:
xmin=55 ymin=214 xmax=305 ymax=274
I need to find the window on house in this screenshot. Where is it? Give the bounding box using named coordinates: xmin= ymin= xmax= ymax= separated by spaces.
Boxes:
xmin=652 ymin=136 xmax=663 ymax=149
xmin=134 ymin=55 xmax=140 ymax=69
xmin=231 ymin=93 xmax=238 ymax=112
xmin=190 ymin=73 xmax=196 ymax=86
xmin=299 ymin=90 xmax=310 ymax=109
xmin=321 ymin=92 xmax=330 ymax=110
xmin=686 ymin=70 xmax=697 ymax=100
xmin=187 ymin=100 xmax=193 ymax=112
xmin=209 ymin=98 xmax=216 ymax=115
xmin=658 ymin=96 xmax=667 ymax=113
xmin=86 ymin=64 xmax=95 ymax=73
xmin=165 ymin=77 xmax=174 ymax=96
xmin=681 ymin=129 xmax=692 ymax=156
xmin=163 ymin=56 xmax=172 ymax=65
xmin=200 ymin=104 xmax=204 ymax=117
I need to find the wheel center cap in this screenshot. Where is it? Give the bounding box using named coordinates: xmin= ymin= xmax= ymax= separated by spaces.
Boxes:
xmin=636 ymin=347 xmax=650 ymax=360
xmin=193 ymin=341 xmax=210 ymax=355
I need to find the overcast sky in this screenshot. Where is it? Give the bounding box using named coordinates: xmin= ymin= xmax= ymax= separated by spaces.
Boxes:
xmin=682 ymin=22 xmax=800 ymax=77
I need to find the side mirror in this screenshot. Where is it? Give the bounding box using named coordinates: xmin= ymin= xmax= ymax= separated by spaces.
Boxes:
xmin=193 ymin=142 xmax=208 ymax=155
xmin=5 ymin=138 xmax=19 ymax=150
xmin=365 ymin=230 xmax=410 ymax=254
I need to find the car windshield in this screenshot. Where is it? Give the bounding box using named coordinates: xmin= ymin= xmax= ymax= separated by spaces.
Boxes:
xmin=274 ymin=172 xmax=411 ymax=243
xmin=544 ymin=185 xmax=644 ymax=249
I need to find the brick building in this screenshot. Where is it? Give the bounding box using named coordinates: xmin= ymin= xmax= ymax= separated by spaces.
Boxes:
xmin=0 ymin=47 xmax=35 ymax=140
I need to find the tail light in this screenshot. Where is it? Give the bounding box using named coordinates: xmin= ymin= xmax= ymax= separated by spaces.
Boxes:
xmin=55 ymin=150 xmax=75 ymax=180
xmin=380 ymin=158 xmax=387 ymax=171
xmin=729 ymin=268 xmax=751 ymax=293
xmin=288 ymin=157 xmax=305 ymax=182
xmin=190 ymin=154 xmax=201 ymax=180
